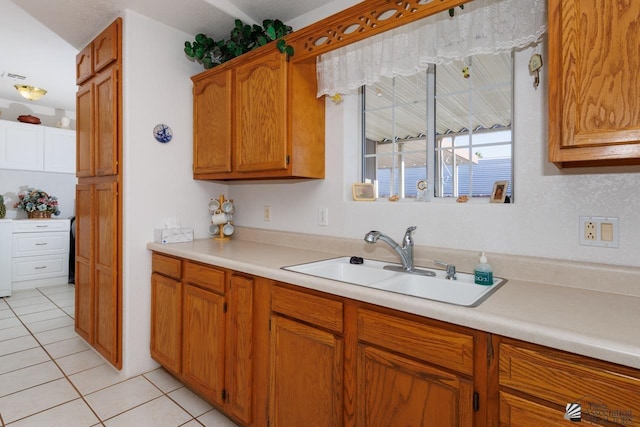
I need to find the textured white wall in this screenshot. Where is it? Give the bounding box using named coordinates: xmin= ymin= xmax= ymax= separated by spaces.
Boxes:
xmin=228 ymin=43 xmax=640 ymax=268
xmin=121 ymin=10 xmax=228 ymax=376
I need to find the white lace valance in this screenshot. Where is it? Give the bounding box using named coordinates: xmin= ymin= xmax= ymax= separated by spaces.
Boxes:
xmin=316 ymin=0 xmax=546 ymax=97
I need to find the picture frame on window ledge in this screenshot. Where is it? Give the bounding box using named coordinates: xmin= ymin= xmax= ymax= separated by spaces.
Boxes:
xmin=490 ymin=181 xmax=509 ymax=203
xmin=352 ymin=183 xmax=376 ymax=201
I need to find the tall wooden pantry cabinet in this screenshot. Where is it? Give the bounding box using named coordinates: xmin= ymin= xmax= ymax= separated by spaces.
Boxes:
xmin=74 ymin=18 xmax=123 ymax=369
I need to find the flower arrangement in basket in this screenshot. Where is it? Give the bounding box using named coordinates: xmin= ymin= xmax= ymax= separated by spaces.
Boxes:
xmin=14 ymin=189 xmax=61 ymax=218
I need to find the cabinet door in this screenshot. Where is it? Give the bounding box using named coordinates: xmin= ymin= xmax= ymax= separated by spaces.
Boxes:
xmin=94 ymin=66 xmax=119 ymax=176
xmin=150 ymin=273 xmax=182 ymax=375
xmin=76 ymin=82 xmax=94 ymax=177
xmin=235 ymin=49 xmax=288 ymax=173
xmin=549 ymin=0 xmax=640 ymax=166
xmin=76 ymin=43 xmax=93 ymax=85
xmin=44 ymin=127 xmax=76 ymax=174
xmin=225 ymin=274 xmax=253 ymax=424
xmin=75 ymin=183 xmax=94 ymax=343
xmin=0 ymin=120 xmax=44 ymax=171
xmin=357 ymin=344 xmax=473 ymax=427
xmin=182 ymin=283 xmax=226 ymax=406
xmin=193 ymin=69 xmax=232 ymax=175
xmin=93 ymin=180 xmax=119 ymax=366
xmin=93 ymin=19 xmax=120 ymax=73
xmin=269 ymin=315 xmax=343 ymax=427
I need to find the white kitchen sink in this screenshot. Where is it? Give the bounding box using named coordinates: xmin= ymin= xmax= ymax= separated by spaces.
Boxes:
xmin=282 ymin=256 xmax=507 ymax=307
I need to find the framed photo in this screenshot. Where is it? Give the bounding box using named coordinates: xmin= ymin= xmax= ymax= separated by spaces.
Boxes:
xmin=352 ymin=183 xmax=376 ymax=201
xmin=490 ymin=181 xmax=508 ymax=203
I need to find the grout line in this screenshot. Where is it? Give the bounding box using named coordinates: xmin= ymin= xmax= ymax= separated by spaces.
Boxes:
xmin=4 ymin=286 xmax=106 ymax=426
xmin=3 ymin=287 xmax=222 ymax=426
xmin=140 ymin=372 xmax=203 ymax=424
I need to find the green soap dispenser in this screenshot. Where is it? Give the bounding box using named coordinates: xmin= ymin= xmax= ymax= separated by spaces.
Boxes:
xmin=474 ymin=252 xmax=493 ymax=285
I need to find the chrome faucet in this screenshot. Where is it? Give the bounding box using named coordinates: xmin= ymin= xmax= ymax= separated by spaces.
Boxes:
xmin=364 ymin=226 xmax=416 ymax=271
xmin=364 ymin=227 xmax=457 ymax=279
xmin=364 ymin=226 xmax=435 ymax=276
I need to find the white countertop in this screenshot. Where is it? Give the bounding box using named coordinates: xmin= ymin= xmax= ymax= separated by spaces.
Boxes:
xmin=147 ymin=238 xmax=640 ymax=370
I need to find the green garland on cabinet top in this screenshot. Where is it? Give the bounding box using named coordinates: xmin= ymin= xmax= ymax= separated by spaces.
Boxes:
xmin=184 ymin=18 xmax=294 ymax=69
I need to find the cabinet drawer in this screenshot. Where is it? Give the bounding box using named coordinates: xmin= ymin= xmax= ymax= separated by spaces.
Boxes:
xmin=271 ymin=285 xmax=343 ymax=333
xmin=12 ymin=254 xmax=68 ymax=282
xmin=183 ymin=261 xmax=225 ymax=294
xmin=13 ymin=232 xmax=69 ymax=257
xmin=12 ymin=219 xmax=70 ymax=233
xmin=152 ymin=253 xmax=182 ymax=280
xmin=500 ymin=391 xmax=608 ymax=427
xmin=499 ymin=342 xmax=640 ymax=425
xmin=357 ymin=308 xmax=474 ymax=375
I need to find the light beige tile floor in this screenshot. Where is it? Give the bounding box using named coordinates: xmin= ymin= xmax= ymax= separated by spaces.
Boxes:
xmin=0 ymin=285 xmax=238 ymax=427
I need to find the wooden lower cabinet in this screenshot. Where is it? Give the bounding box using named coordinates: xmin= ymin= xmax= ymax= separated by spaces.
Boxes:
xmin=356 ymin=308 xmax=475 ymax=427
xmin=150 ymin=272 xmax=182 ymax=374
xmin=269 ymin=284 xmax=344 ymax=427
xmin=150 ymin=255 xmax=258 ymax=426
xmin=269 ymin=315 xmax=343 ymax=426
xmin=151 ymin=254 xmax=640 ymax=427
xmin=182 ymin=282 xmax=226 ymax=405
xmin=225 ymin=274 xmax=254 ymax=423
xmin=498 ymin=338 xmax=640 ymax=427
xmin=357 ymin=344 xmax=473 ymax=427
xmin=500 ymin=392 xmax=607 ymax=427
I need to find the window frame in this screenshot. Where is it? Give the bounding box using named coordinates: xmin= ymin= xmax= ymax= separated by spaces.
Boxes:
xmin=360 ymin=52 xmax=515 ymax=203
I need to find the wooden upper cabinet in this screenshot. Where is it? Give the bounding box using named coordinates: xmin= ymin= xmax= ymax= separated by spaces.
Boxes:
xmin=548 ymin=0 xmax=640 ymax=167
xmin=76 ymin=83 xmax=93 ymax=177
xmin=235 ymin=49 xmax=287 ymax=173
xmin=94 ymin=67 xmax=119 ymax=176
xmin=75 ymin=18 xmax=120 ymax=84
xmin=193 ymin=69 xmax=233 ymax=175
xmin=75 ymin=18 xmax=120 ymax=178
xmin=93 ymin=21 xmax=120 ymax=73
xmin=76 ymin=44 xmax=93 ymax=85
xmin=191 ymin=44 xmax=325 ymax=180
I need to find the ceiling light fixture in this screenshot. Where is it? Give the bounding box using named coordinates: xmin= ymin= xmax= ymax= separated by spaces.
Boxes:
xmin=14 ymin=84 xmax=47 ymax=101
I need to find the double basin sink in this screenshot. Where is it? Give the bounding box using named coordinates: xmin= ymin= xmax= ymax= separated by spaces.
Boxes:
xmin=283 ymin=256 xmax=507 ymax=307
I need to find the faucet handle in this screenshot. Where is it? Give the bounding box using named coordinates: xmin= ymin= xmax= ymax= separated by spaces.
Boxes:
xmin=405 ymin=226 xmax=417 ymax=235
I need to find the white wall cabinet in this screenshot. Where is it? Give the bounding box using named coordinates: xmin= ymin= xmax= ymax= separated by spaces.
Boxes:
xmin=44 ymin=127 xmax=76 ymax=173
xmin=0 ymin=120 xmax=75 ymax=174
xmin=11 ymin=219 xmax=70 ymax=291
xmin=0 ymin=119 xmax=44 ymax=171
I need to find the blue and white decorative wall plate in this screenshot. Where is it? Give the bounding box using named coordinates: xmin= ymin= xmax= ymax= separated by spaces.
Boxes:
xmin=153 ymin=124 xmax=173 ymax=143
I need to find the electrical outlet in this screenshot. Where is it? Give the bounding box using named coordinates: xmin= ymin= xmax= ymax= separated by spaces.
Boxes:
xmin=318 ymin=207 xmax=329 ymax=226
xmin=264 ymin=205 xmax=271 ymax=222
xmin=584 ymin=221 xmax=596 ymax=240
xmin=579 ymin=216 xmax=619 ymax=248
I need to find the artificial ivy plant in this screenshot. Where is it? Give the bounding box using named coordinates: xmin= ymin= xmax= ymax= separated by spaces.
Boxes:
xmin=184 ymin=19 xmax=294 ymax=69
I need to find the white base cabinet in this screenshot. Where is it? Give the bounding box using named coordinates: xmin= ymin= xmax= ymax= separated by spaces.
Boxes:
xmin=0 ymin=219 xmax=11 ymax=297
xmin=11 ymin=219 xmax=70 ymax=291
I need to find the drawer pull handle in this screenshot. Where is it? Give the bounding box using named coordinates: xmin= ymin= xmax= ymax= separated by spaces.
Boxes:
xmin=35 ymin=243 xmax=48 ymax=246
xmin=36 ymin=225 xmax=49 ymax=228
xmin=35 ymin=266 xmax=47 ymax=270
